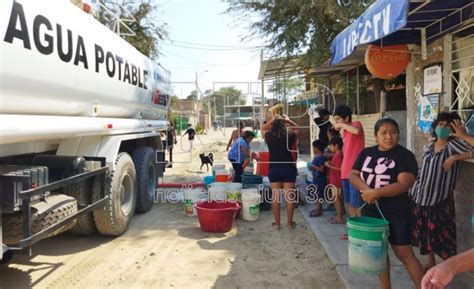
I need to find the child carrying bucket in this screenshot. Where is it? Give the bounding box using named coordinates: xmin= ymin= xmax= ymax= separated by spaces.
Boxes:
xmin=349 ymin=118 xmax=424 ymax=289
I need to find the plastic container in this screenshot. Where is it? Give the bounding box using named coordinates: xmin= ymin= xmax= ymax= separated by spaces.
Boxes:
xmin=255 ymin=152 xmax=269 ymax=176
xmin=242 ymin=174 xmax=263 ymax=188
xmin=242 ymin=192 xmax=261 ymax=221
xmin=215 ymin=175 xmax=229 ymax=182
xmin=203 ymin=175 xmax=215 ymax=189
xmin=209 ymin=186 xmax=227 ymax=201
xmin=194 ymin=201 xmax=240 ymax=233
xmin=260 ymin=186 xmax=272 ymax=211
xmin=215 ymin=169 xmax=230 ymax=182
xmin=347 ymin=216 xmax=389 ymax=275
xmin=243 ymin=160 xmax=254 ymax=174
xmin=208 ymin=182 xmax=227 ymax=189
xmin=212 ymin=164 xmax=226 ymax=177
xmin=226 ymin=182 xmax=243 ymax=202
xmin=184 ymin=188 xmax=205 ymax=216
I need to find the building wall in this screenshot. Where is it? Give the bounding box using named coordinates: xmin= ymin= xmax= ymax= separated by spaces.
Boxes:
xmin=406 ymin=34 xmax=473 ymax=256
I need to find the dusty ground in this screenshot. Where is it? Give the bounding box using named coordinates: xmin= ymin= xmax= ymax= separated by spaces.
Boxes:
xmin=0 ymin=128 xmax=344 ymax=289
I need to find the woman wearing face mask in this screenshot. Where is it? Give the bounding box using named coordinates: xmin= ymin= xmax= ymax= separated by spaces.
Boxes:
xmin=410 ymin=112 xmax=473 ymax=271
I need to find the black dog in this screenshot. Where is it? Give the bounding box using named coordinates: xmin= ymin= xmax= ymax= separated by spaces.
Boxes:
xmin=199 ymin=153 xmax=214 ymax=171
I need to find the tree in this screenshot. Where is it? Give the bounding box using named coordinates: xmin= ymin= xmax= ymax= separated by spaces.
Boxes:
xmin=95 ymin=0 xmax=168 ymax=59
xmin=203 ymin=87 xmax=246 ymax=117
xmin=225 ymin=0 xmax=373 ymax=66
xmin=186 ymin=90 xmax=198 ymax=100
xmin=268 ymin=76 xmax=304 ymax=99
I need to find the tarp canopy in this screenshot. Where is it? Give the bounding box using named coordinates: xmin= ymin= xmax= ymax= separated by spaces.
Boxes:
xmin=330 ymin=0 xmax=473 ymax=66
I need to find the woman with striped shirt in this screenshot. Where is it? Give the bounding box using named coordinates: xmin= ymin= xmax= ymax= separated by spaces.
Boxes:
xmin=410 ymin=112 xmax=473 ymax=271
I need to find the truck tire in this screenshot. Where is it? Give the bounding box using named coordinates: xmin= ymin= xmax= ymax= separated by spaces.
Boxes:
xmin=64 ymin=180 xmax=97 ymax=235
xmin=2 ymin=195 xmax=78 ymax=245
xmin=132 ymin=147 xmax=157 ymax=213
xmin=93 ymin=152 xmax=137 ymax=236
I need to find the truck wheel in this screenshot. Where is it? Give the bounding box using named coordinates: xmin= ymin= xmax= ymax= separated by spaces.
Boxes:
xmin=93 ymin=152 xmax=137 ymax=236
xmin=64 ymin=180 xmax=97 ymax=235
xmin=2 ymin=195 xmax=78 ymax=245
xmin=132 ymin=147 xmax=157 ymax=213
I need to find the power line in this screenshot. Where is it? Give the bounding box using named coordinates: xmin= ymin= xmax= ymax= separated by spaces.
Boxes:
xmin=161 ymin=48 xmax=258 ymax=67
xmin=162 ymin=42 xmax=261 ymax=51
xmin=168 ymin=39 xmax=264 ymax=49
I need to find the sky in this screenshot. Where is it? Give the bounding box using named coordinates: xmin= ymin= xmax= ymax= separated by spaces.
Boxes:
xmin=156 ymin=0 xmax=266 ymax=100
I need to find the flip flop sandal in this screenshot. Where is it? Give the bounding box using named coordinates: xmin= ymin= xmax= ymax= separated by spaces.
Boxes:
xmin=329 ymin=218 xmax=346 ymax=224
xmin=309 ymin=212 xmax=322 ymax=217
xmin=271 ymin=222 xmax=281 ymax=230
xmin=340 ymin=233 xmax=348 ymax=240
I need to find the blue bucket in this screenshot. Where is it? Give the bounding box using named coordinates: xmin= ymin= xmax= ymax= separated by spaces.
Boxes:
xmin=203 ymin=176 xmax=215 ymax=189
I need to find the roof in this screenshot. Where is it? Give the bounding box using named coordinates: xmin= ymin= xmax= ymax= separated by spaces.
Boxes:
xmin=258 ymin=56 xmax=307 ymax=80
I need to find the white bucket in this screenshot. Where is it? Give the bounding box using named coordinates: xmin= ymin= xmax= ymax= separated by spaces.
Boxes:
xmin=208 ymin=182 xmax=227 ymax=189
xmin=184 ymin=188 xmax=204 ymax=216
xmin=226 ymin=182 xmax=243 ymax=202
xmin=209 ymin=186 xmax=227 ymax=201
xmin=212 ymin=164 xmax=225 ymax=176
xmin=242 ymin=192 xmax=261 ymax=221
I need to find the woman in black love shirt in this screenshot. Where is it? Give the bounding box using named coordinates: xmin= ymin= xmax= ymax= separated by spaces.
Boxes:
xmin=349 ymin=118 xmax=423 ymax=289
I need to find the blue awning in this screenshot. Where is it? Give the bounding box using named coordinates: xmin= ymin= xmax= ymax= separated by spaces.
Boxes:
xmin=330 ymin=0 xmax=473 ymax=66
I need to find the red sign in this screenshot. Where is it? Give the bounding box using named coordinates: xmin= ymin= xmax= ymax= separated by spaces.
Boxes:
xmin=365 ymin=45 xmax=410 ymax=80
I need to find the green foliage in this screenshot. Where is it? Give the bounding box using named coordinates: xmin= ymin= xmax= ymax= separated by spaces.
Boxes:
xmin=169 ymin=95 xmax=179 ymax=108
xmin=186 ymin=90 xmax=198 ymax=100
xmin=203 ymin=87 xmax=246 ymax=116
xmin=95 ymin=0 xmax=168 ymax=59
xmin=268 ymin=77 xmax=304 ymax=98
xmin=225 ymin=0 xmax=373 ymax=66
xmin=195 ymin=124 xmax=204 ymax=134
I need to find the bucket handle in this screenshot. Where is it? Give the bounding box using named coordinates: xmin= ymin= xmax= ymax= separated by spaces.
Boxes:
xmin=353 ymin=201 xmax=387 ymax=223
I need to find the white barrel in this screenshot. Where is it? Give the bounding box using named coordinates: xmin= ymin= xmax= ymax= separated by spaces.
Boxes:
xmin=184 ymin=189 xmax=204 ymax=216
xmin=226 ymin=182 xmax=243 ymax=202
xmin=242 ymin=192 xmax=261 ymax=221
xmin=208 ymin=186 xmax=227 ymax=201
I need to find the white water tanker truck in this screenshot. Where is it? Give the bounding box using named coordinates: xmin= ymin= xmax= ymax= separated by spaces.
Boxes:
xmin=0 ymin=0 xmax=171 ymax=263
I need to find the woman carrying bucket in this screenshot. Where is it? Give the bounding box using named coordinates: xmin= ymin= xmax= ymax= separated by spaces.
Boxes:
xmin=262 ymin=114 xmax=300 ymax=230
xmin=349 ymin=118 xmax=424 ymax=289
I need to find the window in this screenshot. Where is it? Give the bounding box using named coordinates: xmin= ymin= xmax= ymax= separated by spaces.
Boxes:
xmin=451 ymin=24 xmax=474 ymax=134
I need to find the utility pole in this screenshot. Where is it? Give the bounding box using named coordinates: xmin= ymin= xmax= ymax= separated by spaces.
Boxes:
xmin=195 ymin=71 xmax=199 ymax=127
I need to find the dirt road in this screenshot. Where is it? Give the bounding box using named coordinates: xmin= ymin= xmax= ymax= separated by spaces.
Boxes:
xmin=0 ymin=128 xmax=344 ymax=289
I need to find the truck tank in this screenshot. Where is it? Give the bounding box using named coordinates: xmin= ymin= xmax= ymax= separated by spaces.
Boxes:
xmin=0 ymin=0 xmax=170 ymax=121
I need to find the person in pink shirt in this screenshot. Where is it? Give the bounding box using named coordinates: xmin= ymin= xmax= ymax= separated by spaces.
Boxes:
xmin=332 ymin=105 xmax=365 ymax=239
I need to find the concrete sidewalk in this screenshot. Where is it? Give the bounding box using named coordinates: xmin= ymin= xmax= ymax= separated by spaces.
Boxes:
xmin=299 ymin=204 xmax=473 ymax=289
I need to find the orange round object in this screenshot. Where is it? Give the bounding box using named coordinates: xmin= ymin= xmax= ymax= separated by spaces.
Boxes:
xmin=365 ymin=45 xmax=410 ymax=80
xmin=83 ymin=3 xmax=91 ymax=13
